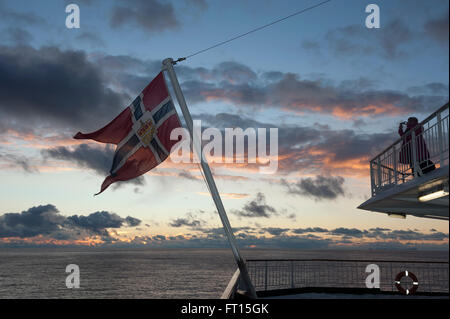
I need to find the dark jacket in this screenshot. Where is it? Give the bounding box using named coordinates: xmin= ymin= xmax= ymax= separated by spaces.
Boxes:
xmin=398 ymin=124 xmax=430 ymax=164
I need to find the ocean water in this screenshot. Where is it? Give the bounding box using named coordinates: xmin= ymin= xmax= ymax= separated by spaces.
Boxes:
xmin=0 ymin=248 xmax=447 ymax=299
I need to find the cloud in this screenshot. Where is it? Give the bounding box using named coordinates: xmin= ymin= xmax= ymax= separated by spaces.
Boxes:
xmin=181 ymin=68 xmax=446 ymax=119
xmin=121 ymin=226 xmax=448 ymax=250
xmin=330 ymin=227 xmax=366 ymax=238
xmin=0 ymin=205 xmax=140 ymax=240
xmin=0 ymin=152 xmax=39 ymax=173
xmin=125 ymin=216 xmax=141 ymax=227
xmin=38 ymin=109 xmax=402 ymax=179
xmin=2 ymin=45 xmax=443 ymax=139
xmin=424 ymin=13 xmax=449 ymax=43
xmin=193 ymin=112 xmax=397 ymax=176
xmin=169 ymin=212 xmax=206 ymax=228
xmin=169 ymin=218 xmax=203 ymax=228
xmin=292 ymin=227 xmax=329 ymax=234
xmin=305 ymin=19 xmax=413 ymax=60
xmin=2 ymin=27 xmax=33 ymax=44
xmin=0 ymin=205 xmax=64 ymax=238
xmin=0 ymin=3 xmax=46 ymax=26
xmin=110 ymin=0 xmax=179 ymax=32
xmin=263 ymin=227 xmax=289 ymax=236
xmin=0 ymin=45 xmax=127 ymax=132
xmin=232 ymin=192 xmax=277 ymax=218
xmin=75 ymin=32 xmax=105 ymax=47
xmin=42 ymin=144 xmax=114 ymax=175
xmin=407 ymin=82 xmax=449 ymax=95
xmin=0 ymin=47 xmax=446 ymax=179
xmin=281 ymin=175 xmax=346 ymax=200
xmin=67 ymin=211 xmax=137 ymax=235
xmin=84 ymin=55 xmax=447 ymax=120
xmin=1 ymin=210 xmax=447 ymax=249
xmin=42 ymin=143 xmax=145 ymax=186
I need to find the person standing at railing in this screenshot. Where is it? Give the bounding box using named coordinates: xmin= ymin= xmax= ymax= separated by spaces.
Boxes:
xmin=398 ymin=117 xmax=435 ymax=176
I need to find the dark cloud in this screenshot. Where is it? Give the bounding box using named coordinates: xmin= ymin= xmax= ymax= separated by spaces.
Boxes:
xmin=330 ymin=227 xmax=367 ymax=238
xmin=0 ymin=45 xmax=127 ymax=132
xmin=196 ymin=112 xmax=396 ymax=175
xmin=281 ymin=175 xmax=346 ymax=200
xmin=424 ymin=13 xmax=449 ymax=43
xmin=67 ymin=211 xmax=136 ymax=234
xmin=152 ymin=234 xmax=166 ymax=241
xmin=1 ymin=210 xmax=447 ymax=249
xmin=263 ymin=227 xmax=289 ymax=236
xmin=43 ymin=144 xmax=114 ymax=175
xmin=75 ymin=32 xmax=105 ymax=47
xmin=142 ymin=225 xmax=448 ymax=249
xmin=125 ymin=216 xmax=141 ymax=227
xmin=2 ymin=46 xmax=442 ymax=138
xmin=169 ymin=218 xmax=203 ymax=228
xmin=307 ymin=130 xmax=392 ymax=163
xmin=179 ymin=61 xmax=446 ymax=118
xmin=292 ymin=227 xmax=329 ymax=234
xmin=307 ymin=19 xmax=413 ymax=60
xmin=181 ymin=68 xmax=446 ymax=118
xmin=110 ymin=0 xmax=179 ymax=32
xmin=0 ymin=152 xmax=38 ymax=173
xmin=381 ymin=229 xmax=449 ymax=241
xmin=407 ymin=83 xmax=449 ymax=95
xmin=169 ymin=212 xmax=205 ymax=228
xmin=369 ymin=227 xmax=391 ymax=232
xmin=2 ymin=27 xmax=33 ymax=44
xmin=232 ymin=192 xmax=277 ymax=218
xmin=376 ymin=20 xmax=413 ymax=59
xmin=0 ymin=47 xmax=446 ymax=179
xmin=0 ymin=205 xmax=64 ymax=238
xmin=42 ymin=144 xmax=145 ymax=186
xmin=0 ymin=3 xmax=46 ymax=26
xmin=0 ymin=204 xmax=140 ymax=239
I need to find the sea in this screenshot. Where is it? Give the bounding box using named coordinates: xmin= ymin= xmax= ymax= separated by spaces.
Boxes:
xmin=0 ymin=248 xmax=448 ymax=299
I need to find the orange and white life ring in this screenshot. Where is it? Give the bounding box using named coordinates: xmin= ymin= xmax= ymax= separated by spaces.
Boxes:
xmin=394 ymin=270 xmax=419 ymax=295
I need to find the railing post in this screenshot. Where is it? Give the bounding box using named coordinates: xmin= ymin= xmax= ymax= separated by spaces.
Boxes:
xmin=411 ymin=130 xmax=419 ymax=177
xmin=264 ymin=261 xmax=268 ymax=291
xmin=393 ymin=145 xmax=398 ymax=185
xmin=370 ymin=161 xmax=375 ymax=196
xmin=290 ymin=260 xmax=294 ymax=289
xmin=377 ymin=157 xmax=382 ymax=189
xmin=437 ymin=112 xmax=444 ymax=167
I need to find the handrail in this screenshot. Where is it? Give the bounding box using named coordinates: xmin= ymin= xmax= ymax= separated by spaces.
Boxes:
xmin=221 ymin=269 xmax=241 ymax=299
xmin=376 ymin=163 xmax=411 ymax=176
xmin=247 ymin=259 xmax=449 ymax=264
xmin=245 ymin=259 xmax=449 ymax=294
xmin=370 ymin=102 xmax=449 ymax=162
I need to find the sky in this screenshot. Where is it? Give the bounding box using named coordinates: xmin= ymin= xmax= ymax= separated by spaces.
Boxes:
xmin=0 ymin=0 xmax=448 ymax=250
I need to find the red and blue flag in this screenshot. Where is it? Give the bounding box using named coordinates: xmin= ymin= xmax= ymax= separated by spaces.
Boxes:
xmin=74 ymin=72 xmax=181 ymax=194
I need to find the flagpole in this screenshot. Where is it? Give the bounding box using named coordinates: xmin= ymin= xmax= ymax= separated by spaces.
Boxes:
xmin=162 ymin=58 xmax=257 ymax=299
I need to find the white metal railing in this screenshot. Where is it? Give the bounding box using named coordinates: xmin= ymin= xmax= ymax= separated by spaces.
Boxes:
xmin=246 ymin=259 xmax=449 ymax=294
xmin=370 ymin=103 xmax=449 ymax=197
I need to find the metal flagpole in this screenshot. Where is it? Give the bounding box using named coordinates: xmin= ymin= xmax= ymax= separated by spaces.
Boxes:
xmin=162 ymin=58 xmax=257 ymax=298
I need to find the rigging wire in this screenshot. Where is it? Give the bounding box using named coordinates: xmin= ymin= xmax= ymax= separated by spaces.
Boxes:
xmin=174 ymin=0 xmax=333 ymax=63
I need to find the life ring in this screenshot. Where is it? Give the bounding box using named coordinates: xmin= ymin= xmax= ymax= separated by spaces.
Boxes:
xmin=394 ymin=270 xmax=419 ymax=295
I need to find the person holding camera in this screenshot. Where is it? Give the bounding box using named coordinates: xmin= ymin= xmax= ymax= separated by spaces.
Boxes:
xmin=398 ymin=117 xmax=435 ymax=176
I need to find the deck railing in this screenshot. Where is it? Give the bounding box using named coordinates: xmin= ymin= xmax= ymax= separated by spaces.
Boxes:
xmin=370 ymin=103 xmax=449 ymax=197
xmin=246 ymin=259 xmax=449 ymax=294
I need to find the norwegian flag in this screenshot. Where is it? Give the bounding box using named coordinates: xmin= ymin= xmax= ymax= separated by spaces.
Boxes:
xmin=74 ymin=72 xmax=182 ymax=194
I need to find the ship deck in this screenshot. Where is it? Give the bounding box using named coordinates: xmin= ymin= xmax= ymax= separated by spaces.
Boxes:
xmin=222 ymin=259 xmax=449 ymax=299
